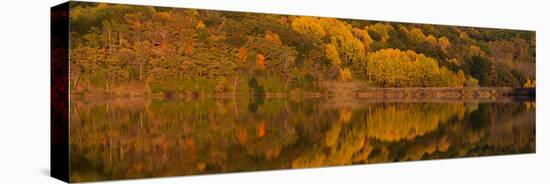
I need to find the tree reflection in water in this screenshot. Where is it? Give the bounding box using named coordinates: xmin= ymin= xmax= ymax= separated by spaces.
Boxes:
xmin=69 ymin=97 xmax=535 ymax=182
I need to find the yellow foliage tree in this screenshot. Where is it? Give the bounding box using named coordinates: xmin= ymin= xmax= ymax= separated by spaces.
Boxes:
xmin=438 ymin=36 xmax=451 ymax=53
xmin=352 ymin=28 xmax=373 ymax=51
xmin=426 ymin=35 xmax=438 ymax=45
xmin=366 ymin=48 xmax=464 ymax=87
xmin=339 ymin=68 xmax=353 ymax=82
xmin=408 ymin=28 xmax=427 ymax=44
xmin=366 ymin=23 xmax=393 ymax=43
xmin=264 ymin=31 xmax=282 ymax=46
xmin=290 ymin=16 xmax=326 ymax=40
xmin=238 ymin=46 xmax=248 ymax=63
xmin=457 ymin=70 xmax=466 ymax=87
xmin=320 ymin=18 xmax=365 ymax=66
xmin=195 ymin=20 xmax=206 ymax=30
xmin=469 ymin=45 xmax=486 ymax=57
xmin=325 ymin=44 xmax=341 ymax=66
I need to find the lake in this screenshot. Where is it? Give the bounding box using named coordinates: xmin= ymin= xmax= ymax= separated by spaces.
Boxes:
xmin=69 ymin=96 xmax=535 ymax=182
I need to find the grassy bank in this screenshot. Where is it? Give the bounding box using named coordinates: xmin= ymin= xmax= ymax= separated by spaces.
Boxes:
xmin=70 ymin=80 xmax=534 ymax=100
xmin=353 ymin=87 xmax=535 ymax=100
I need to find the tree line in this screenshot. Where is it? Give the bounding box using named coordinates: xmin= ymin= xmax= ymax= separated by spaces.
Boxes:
xmin=68 ymin=2 xmax=536 ymax=96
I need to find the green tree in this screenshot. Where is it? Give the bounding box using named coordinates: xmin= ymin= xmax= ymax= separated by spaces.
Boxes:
xmin=466 ymin=56 xmax=494 ymax=86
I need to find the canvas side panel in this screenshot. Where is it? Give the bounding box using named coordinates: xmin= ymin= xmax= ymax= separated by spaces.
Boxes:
xmin=51 ymin=1 xmax=70 ymax=183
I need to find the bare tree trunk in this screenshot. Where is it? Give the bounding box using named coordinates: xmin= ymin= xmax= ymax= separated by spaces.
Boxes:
xmin=233 ymin=77 xmax=238 ymax=115
xmin=103 ymin=26 xmax=107 ymax=52
xmin=108 ymin=138 xmax=113 ymax=164
xmin=108 ymin=28 xmax=112 ymax=53
xmin=119 ymin=32 xmax=122 ymax=50
xmin=73 ymin=72 xmax=81 ymax=92
xmin=106 ymin=80 xmax=110 ymax=94
xmin=72 ymin=102 xmax=80 ymax=124
xmin=139 ymin=112 xmax=143 ymax=129
xmin=106 ymin=99 xmax=111 ymax=118
xmin=139 ymin=63 xmax=143 ymax=80
xmin=368 ymin=73 xmax=371 ymax=84
xmin=233 ymin=77 xmax=238 ymax=97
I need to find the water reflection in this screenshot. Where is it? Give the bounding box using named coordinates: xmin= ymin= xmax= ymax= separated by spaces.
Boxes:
xmin=69 ymin=97 xmax=535 ymax=182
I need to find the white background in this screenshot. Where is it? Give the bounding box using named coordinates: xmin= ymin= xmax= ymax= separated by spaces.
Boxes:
xmin=0 ymin=0 xmax=548 ymax=183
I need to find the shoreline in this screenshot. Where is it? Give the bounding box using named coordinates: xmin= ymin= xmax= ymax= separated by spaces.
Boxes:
xmin=354 ymin=87 xmax=535 ymax=100
xmin=70 ymin=87 xmax=535 ymax=101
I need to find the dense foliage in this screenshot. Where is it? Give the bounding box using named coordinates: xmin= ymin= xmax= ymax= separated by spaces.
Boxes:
xmin=69 ymin=3 xmax=536 ymax=96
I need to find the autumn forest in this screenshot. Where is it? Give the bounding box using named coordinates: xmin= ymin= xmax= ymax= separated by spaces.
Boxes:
xmin=69 ymin=2 xmax=535 ymax=97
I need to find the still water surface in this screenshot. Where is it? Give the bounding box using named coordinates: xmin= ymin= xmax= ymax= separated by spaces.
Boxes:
xmin=69 ymin=97 xmax=535 ymax=182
